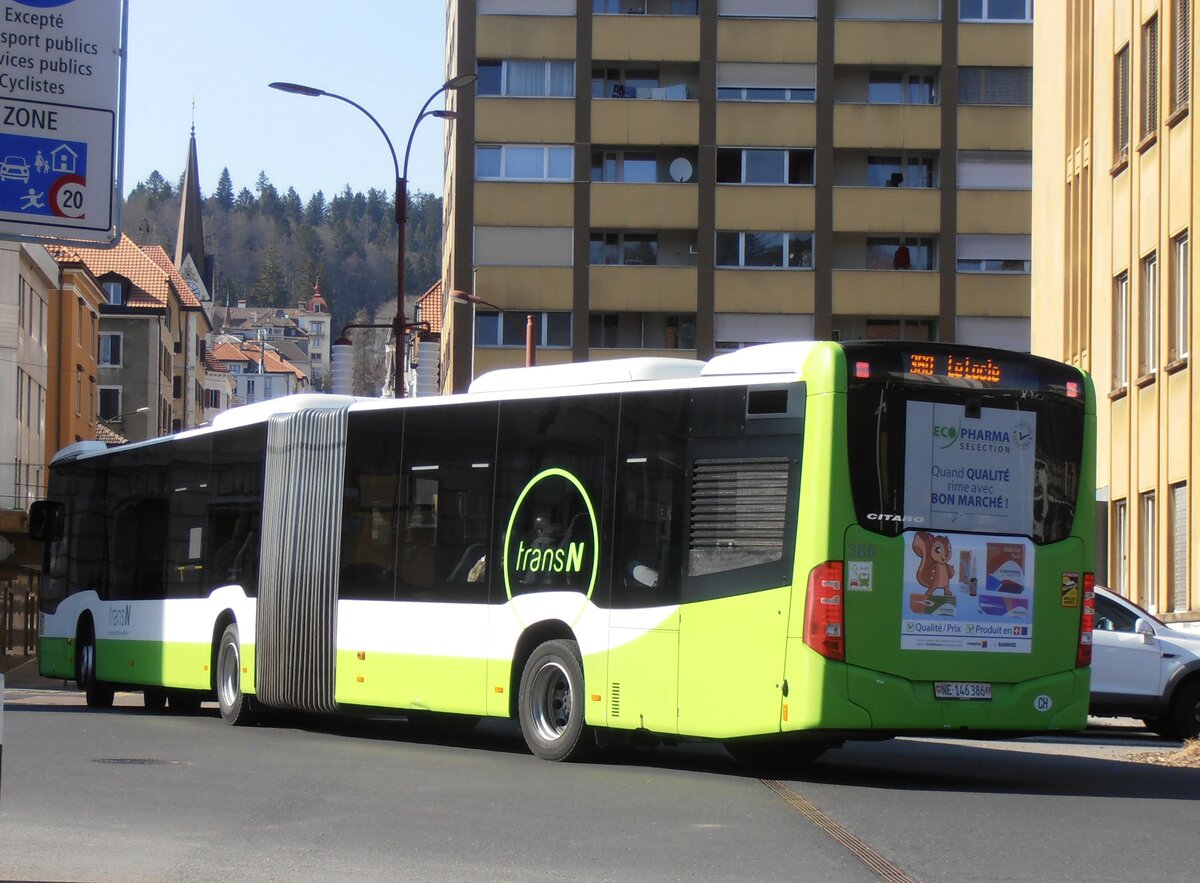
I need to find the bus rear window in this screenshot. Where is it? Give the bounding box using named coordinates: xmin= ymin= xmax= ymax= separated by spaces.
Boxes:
xmin=846 ymin=384 xmax=1084 ymax=544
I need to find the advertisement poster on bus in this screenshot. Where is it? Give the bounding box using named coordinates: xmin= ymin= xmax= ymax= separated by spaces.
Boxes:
xmin=902 ymin=401 xmax=1038 ymax=535
xmin=900 ymin=530 xmax=1035 ymax=653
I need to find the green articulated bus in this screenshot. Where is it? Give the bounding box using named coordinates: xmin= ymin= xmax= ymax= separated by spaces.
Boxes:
xmin=32 ymin=340 xmax=1096 ymax=763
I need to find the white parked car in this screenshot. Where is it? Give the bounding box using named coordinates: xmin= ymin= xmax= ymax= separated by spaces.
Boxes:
xmin=1090 ymin=586 xmax=1200 ymax=740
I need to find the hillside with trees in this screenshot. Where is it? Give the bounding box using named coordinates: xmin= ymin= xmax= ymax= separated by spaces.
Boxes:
xmin=122 ymin=168 xmax=443 ymax=331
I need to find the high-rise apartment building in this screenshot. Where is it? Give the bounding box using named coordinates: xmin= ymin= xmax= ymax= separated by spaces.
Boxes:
xmin=440 ymin=0 xmax=1035 ymax=391
xmin=1033 ymin=0 xmax=1196 ymax=625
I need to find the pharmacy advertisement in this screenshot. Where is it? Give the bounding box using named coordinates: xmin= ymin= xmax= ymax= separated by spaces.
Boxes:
xmin=903 ymin=401 xmax=1038 ymax=536
xmin=900 ymin=531 xmax=1035 ymax=653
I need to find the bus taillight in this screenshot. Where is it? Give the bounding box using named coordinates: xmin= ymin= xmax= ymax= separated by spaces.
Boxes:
xmin=1076 ymin=572 xmax=1095 ymax=667
xmin=804 ymin=561 xmax=845 ymax=662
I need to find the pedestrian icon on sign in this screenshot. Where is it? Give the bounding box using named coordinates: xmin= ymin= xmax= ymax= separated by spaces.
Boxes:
xmin=21 ymin=189 xmax=45 ymax=210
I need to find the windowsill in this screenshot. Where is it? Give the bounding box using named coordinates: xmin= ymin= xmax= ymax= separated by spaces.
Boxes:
xmin=1109 ymin=385 xmax=1127 ymax=401
xmin=1137 ymin=131 xmax=1158 ymax=153
xmin=1135 ymin=371 xmax=1156 ymax=388
xmin=1166 ymin=104 xmax=1189 ymax=128
xmin=1165 ymin=355 xmax=1188 ymax=374
xmin=1110 ymin=155 xmax=1129 ymax=176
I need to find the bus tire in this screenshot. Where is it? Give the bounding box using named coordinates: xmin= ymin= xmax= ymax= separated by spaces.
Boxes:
xmin=144 ymin=688 xmax=167 ymax=710
xmin=77 ymin=631 xmax=114 ymax=709
xmin=216 ymin=623 xmax=255 ymax=726
xmin=1166 ymin=680 xmax=1200 ymax=741
xmin=518 ymin=639 xmax=589 ymax=762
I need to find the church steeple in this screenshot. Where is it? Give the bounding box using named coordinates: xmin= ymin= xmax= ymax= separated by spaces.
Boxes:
xmin=175 ymin=123 xmax=211 ymax=293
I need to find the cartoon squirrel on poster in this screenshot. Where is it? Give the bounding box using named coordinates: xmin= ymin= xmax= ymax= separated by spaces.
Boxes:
xmin=912 ymin=531 xmax=955 ymax=600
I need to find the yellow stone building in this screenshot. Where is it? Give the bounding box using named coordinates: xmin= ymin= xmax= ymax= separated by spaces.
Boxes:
xmin=1033 ymin=0 xmax=1196 ymax=624
xmin=440 ymin=0 xmax=1036 ymax=392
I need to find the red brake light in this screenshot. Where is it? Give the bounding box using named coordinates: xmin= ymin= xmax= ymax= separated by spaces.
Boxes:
xmin=1076 ymin=572 xmax=1095 ymax=667
xmin=1066 ymin=381 xmax=1080 ymax=398
xmin=804 ymin=561 xmax=845 ymax=662
xmin=855 ymin=361 xmax=870 ymax=379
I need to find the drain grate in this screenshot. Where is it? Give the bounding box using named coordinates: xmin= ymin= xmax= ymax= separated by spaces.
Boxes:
xmin=93 ymin=758 xmax=191 ymax=766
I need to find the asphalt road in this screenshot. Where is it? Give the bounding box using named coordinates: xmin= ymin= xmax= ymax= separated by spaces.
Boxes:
xmin=2 ymin=682 xmax=1197 ymax=882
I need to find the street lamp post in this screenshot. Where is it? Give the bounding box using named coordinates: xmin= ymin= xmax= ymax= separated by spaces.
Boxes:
xmin=450 ymin=289 xmax=537 ymax=372
xmin=270 ymin=74 xmax=477 ymax=396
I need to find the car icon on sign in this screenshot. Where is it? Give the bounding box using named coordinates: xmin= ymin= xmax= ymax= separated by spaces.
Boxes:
xmin=0 ymin=156 xmax=31 ymax=183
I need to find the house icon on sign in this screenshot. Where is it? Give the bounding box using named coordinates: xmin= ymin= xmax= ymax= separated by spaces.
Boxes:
xmin=50 ymin=144 xmax=78 ymax=175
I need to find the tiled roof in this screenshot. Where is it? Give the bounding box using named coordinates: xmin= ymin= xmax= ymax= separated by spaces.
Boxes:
xmin=46 ymin=235 xmax=171 ymax=309
xmin=203 ymin=347 xmax=228 ymax=373
xmin=414 ymin=279 xmax=444 ymax=334
xmin=210 ymin=340 xmax=307 ymax=380
xmin=95 ymin=423 xmax=127 ymax=445
xmin=142 ymin=244 xmax=203 ymax=309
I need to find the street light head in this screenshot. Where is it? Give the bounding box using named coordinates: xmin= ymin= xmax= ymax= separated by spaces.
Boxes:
xmin=269 ymin=81 xmax=325 ymax=98
xmin=430 ymin=110 xmax=456 ymax=121
xmin=450 ymin=289 xmax=482 ymax=305
xmin=445 ymin=73 xmax=478 ymax=90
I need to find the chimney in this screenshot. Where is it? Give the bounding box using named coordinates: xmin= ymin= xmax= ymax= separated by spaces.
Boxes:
xmin=237 ymin=299 xmax=247 ymax=309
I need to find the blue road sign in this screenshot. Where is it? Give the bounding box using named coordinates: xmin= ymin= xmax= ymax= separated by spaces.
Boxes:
xmin=0 ymin=131 xmax=88 ymax=219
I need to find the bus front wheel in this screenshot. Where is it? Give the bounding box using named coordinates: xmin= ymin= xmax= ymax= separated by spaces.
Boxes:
xmin=77 ymin=631 xmax=114 ymax=709
xmin=518 ymin=639 xmax=590 ymax=762
xmin=216 ymin=623 xmax=255 ymax=726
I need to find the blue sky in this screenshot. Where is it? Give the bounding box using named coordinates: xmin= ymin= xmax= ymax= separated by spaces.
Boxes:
xmin=122 ymin=1 xmax=450 ymax=201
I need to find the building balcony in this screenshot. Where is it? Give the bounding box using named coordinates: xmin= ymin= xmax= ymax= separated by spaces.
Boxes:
xmin=592 ymin=97 xmax=700 ymax=145
xmin=955 ymin=273 xmax=1030 ymax=316
xmin=716 ymin=18 xmax=818 ymax=63
xmin=833 ymin=103 xmax=941 ymax=149
xmin=714 ymin=269 xmax=816 ymax=314
xmin=591 ymin=182 xmax=698 ymax=228
xmin=833 ymin=20 xmax=941 ymax=65
xmin=477 ymin=13 xmax=577 ymax=59
xmin=593 ymin=10 xmax=700 ymax=61
xmin=957 ymin=105 xmax=1032 ymax=150
xmin=475 ymin=182 xmax=574 ymax=227
xmin=833 ymin=187 xmax=940 ymax=233
xmin=589 ymin=265 xmax=698 ymax=312
xmin=831 ymin=269 xmax=940 ymax=315
xmin=476 ymin=97 xmax=575 ymax=144
xmin=716 ymin=185 xmax=815 ymax=231
xmin=959 ymin=23 xmax=1033 ymax=67
xmin=473 ymin=266 xmax=575 ymax=311
xmin=716 ymin=102 xmax=817 ymax=147
xmin=957 ymin=190 xmax=1031 ymax=234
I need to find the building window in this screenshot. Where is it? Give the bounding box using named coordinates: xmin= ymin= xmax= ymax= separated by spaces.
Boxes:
xmin=1170 ymin=232 xmax=1189 ymax=362
xmin=1143 ymin=15 xmax=1160 ymax=139
xmin=865 ymin=236 xmax=936 ymax=271
xmin=959 ymin=0 xmax=1032 ymax=21
xmin=1139 ymin=490 xmax=1157 ymax=611
xmin=76 ymin=300 xmax=83 ymax=346
xmin=589 ymin=312 xmax=696 ymax=349
xmin=99 ymin=332 xmax=122 ymax=367
xmin=864 ymin=153 xmax=938 ymax=188
xmin=477 ymin=59 xmax=575 ymax=98
xmin=475 ymin=225 xmax=574 ymax=267
xmin=716 ymin=148 xmax=814 ymax=185
xmin=476 ymin=144 xmax=573 ymax=181
xmin=1114 ymin=271 xmax=1130 ymax=388
xmin=478 ymin=0 xmax=575 ymax=14
xmin=956 ymin=234 xmax=1031 ymax=273
xmin=1171 ymin=0 xmax=1191 ymax=114
xmin=718 ymin=0 xmax=815 ymax=16
xmin=958 ymin=67 xmax=1033 ymax=105
xmin=103 ymin=279 xmax=124 ymax=306
xmin=590 ymin=231 xmax=659 ymax=265
xmin=75 ymin=372 xmax=82 ymax=416
xmin=1115 ymin=46 xmax=1131 ymax=162
xmin=957 ymin=150 xmax=1032 ymax=189
xmin=474 ymin=310 xmax=572 ymax=348
xmin=204 ymin=388 xmax=221 ymax=409
xmin=98 ymin=386 xmax=121 ymax=421
xmin=591 ymin=149 xmax=666 ymax=183
xmin=1170 ymin=483 xmax=1188 ymax=612
xmin=717 ymin=62 xmax=815 ymax=102
xmin=1140 ymin=252 xmax=1158 ymax=376
xmin=866 ymin=70 xmax=937 ymax=105
xmin=864 ymin=318 xmax=936 ymax=341
xmin=593 ymin=65 xmax=692 ymax=100
xmin=173 ymin=375 xmax=182 ymax=399
xmin=1112 ymin=499 xmax=1129 ymax=598
xmin=716 ymin=232 xmax=813 ymax=269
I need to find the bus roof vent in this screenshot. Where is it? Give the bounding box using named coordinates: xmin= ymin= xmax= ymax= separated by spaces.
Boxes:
xmin=702 ymin=341 xmax=824 ymax=378
xmin=469 ymin=357 xmax=706 ymax=394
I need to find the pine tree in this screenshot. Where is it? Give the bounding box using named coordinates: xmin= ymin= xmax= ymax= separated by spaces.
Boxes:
xmin=214 ymin=168 xmax=234 ymax=210
xmin=305 ymin=190 xmax=326 ymax=225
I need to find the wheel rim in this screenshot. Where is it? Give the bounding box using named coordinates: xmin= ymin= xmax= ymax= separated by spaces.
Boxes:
xmin=529 ymin=660 xmax=572 ymax=743
xmin=219 ymin=639 xmax=240 ymax=709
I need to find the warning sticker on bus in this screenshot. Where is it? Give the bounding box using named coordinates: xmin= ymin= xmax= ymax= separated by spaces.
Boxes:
xmin=900 ymin=531 xmax=1035 ymax=653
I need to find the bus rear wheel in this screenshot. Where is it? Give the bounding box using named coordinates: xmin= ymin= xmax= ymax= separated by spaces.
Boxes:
xmin=77 ymin=631 xmax=114 ymax=709
xmin=518 ymin=639 xmax=589 ymax=762
xmin=216 ymin=623 xmax=255 ymax=726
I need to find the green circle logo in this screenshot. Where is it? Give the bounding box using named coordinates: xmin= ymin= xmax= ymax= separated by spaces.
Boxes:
xmin=503 ymin=468 xmax=599 ymax=601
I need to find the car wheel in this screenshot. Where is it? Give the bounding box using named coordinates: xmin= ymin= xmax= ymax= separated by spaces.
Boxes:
xmin=1166 ymin=680 xmax=1200 ymax=741
xmin=518 ymin=639 xmax=590 ymax=762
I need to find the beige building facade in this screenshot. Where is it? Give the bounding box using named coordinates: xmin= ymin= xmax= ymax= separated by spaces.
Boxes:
xmin=1033 ymin=0 xmax=1196 ymax=625
xmin=441 ymin=0 xmax=1035 ymax=391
